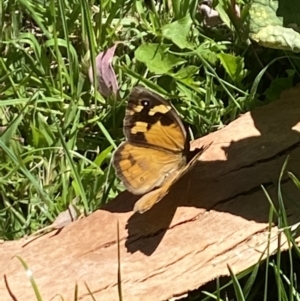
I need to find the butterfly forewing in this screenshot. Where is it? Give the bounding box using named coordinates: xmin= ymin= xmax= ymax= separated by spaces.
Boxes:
xmin=124 ymin=87 xmax=187 ymax=153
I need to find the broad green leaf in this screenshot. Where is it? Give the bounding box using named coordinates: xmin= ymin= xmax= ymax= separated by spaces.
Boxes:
xmin=249 ymin=1 xmax=282 ymax=33
xmin=249 ymin=0 xmax=300 ymax=52
xmin=135 ymin=43 xmax=186 ymax=74
xmin=162 ymin=15 xmax=193 ymax=49
xmin=217 ymin=53 xmax=247 ymax=84
xmin=252 ymin=26 xmax=300 ymax=53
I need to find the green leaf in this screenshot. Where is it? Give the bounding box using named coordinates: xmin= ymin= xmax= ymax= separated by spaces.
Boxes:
xmin=162 ymin=15 xmax=193 ymax=49
xmin=215 ymin=0 xmax=233 ymax=29
xmin=33 ymin=113 xmax=56 ymax=146
xmin=252 ymin=26 xmax=300 ymax=53
xmin=173 ymin=66 xmax=198 ymax=79
xmin=249 ymin=0 xmax=300 ymax=52
xmin=217 ymin=53 xmax=247 ymax=84
xmin=197 ymin=44 xmax=221 ymax=66
xmin=249 ymin=1 xmax=282 ymax=34
xmin=135 ymin=43 xmax=186 ymax=74
xmin=0 ymin=112 xmax=24 ymax=146
xmin=94 ymin=146 xmax=113 ymax=167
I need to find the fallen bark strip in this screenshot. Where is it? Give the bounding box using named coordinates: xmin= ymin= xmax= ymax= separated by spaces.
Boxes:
xmin=1 ymin=86 xmax=300 ymax=301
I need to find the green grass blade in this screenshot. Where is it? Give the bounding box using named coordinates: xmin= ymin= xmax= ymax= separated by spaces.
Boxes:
xmin=227 ymin=264 xmax=245 ymax=301
xmin=15 ymin=256 xmax=43 ymax=301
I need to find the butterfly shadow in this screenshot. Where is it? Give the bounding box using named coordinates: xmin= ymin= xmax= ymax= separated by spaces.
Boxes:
xmin=103 ymin=94 xmax=300 ymax=256
xmin=102 ymin=187 xmax=178 ymax=255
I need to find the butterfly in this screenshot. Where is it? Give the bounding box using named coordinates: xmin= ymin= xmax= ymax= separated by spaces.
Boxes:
xmin=113 ymin=86 xmax=206 ymax=213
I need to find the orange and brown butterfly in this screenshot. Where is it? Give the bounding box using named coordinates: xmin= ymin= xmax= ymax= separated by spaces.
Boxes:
xmin=113 ymin=86 xmax=206 ymax=213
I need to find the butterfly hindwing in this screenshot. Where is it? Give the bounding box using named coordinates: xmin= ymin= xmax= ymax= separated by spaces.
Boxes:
xmin=113 ymin=141 xmax=186 ymax=195
xmin=133 ymin=148 xmax=204 ymax=213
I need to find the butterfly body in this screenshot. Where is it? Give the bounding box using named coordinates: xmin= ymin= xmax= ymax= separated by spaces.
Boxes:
xmin=113 ymin=86 xmax=203 ymax=213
